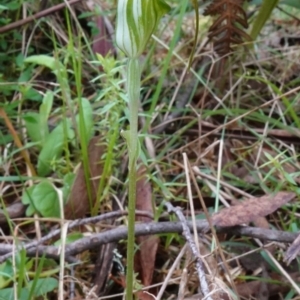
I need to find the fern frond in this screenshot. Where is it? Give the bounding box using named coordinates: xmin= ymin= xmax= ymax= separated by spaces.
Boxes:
xmin=204 ymin=0 xmax=251 ymax=55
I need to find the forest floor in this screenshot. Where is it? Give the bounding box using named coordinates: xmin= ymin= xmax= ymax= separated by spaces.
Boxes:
xmin=1 ymin=1 xmax=300 ymax=299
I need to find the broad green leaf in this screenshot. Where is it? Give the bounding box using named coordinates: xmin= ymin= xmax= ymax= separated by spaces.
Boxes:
xmin=250 ymin=0 xmax=280 ymax=40
xmin=76 ymin=97 xmax=93 ymax=141
xmin=40 ymin=91 xmax=53 ymax=118
xmin=28 ymin=277 xmax=58 ymax=297
xmin=18 ymin=66 xmax=33 ymax=83
xmin=2 ymin=1 xmax=19 ymax=10
xmin=26 ymin=88 xmax=43 ymax=101
xmin=31 ymin=181 xmax=60 ymax=217
xmin=37 ymin=121 xmax=71 ymax=176
xmin=39 ymin=90 xmax=53 ymax=143
xmin=24 ymin=55 xmax=64 ymax=74
xmin=0 ymin=261 xmax=13 ymax=289
xmin=0 ymin=133 xmax=13 ymax=146
xmin=0 ymin=287 xmax=18 ymax=300
xmin=0 ymin=278 xmax=58 ymax=300
xmin=281 ymin=0 xmax=300 ymax=8
xmin=21 ymin=185 xmax=36 ymax=216
xmin=251 ymin=0 xmax=300 ymax=8
xmin=62 ymin=173 xmax=75 ymax=203
xmin=23 ymin=112 xmax=42 ymax=144
xmin=24 ymin=55 xmax=56 ymax=71
xmin=54 ymin=232 xmax=83 ymax=246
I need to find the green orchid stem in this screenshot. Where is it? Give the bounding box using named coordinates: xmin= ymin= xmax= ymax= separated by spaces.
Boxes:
xmin=126 ymin=57 xmax=140 ymax=300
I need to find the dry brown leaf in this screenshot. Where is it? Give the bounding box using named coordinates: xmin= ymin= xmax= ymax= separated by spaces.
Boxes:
xmin=92 ymin=16 xmax=115 ymax=57
xmin=230 ymin=197 xmax=270 ymax=230
xmin=134 ymin=165 xmax=159 ymax=288
xmin=235 ymin=280 xmax=268 ymax=299
xmin=212 ymin=192 xmax=295 ymax=227
xmin=84 ymin=1 xmax=115 ymax=57
xmin=64 ymin=136 xmax=103 ymax=219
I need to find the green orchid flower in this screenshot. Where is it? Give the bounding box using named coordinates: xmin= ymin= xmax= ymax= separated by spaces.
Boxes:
xmin=116 ymin=0 xmax=170 ymax=58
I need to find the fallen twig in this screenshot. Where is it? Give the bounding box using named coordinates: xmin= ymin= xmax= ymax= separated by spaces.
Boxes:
xmin=0 ymin=219 xmax=297 ymax=263
xmin=0 ymin=209 xmax=153 ymax=263
xmin=164 ymin=201 xmax=212 ymax=300
xmin=0 ymin=0 xmax=83 ymax=34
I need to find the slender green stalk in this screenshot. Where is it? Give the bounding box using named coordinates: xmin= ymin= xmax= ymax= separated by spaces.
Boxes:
xmin=126 ymin=58 xmax=140 ymax=300
xmin=115 ymin=1 xmax=169 ymax=298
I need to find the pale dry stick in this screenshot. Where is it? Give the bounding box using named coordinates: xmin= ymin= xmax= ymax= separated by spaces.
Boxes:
xmin=219 ymin=242 xmax=277 ymax=267
xmin=204 ymin=180 xmax=231 ymax=208
xmin=0 ymin=222 xmax=298 ymax=263
xmin=192 ymin=167 xmax=254 ymax=198
xmin=163 ymin=37 xmax=211 ymax=125
xmin=178 ymin=268 xmax=188 ymax=300
xmin=261 ymin=247 xmax=300 ymax=295
xmin=187 ymin=103 xmax=204 ymax=160
xmin=196 ymin=139 xmax=221 ymax=161
xmin=166 ymin=85 xmax=300 ymax=158
xmin=172 ymin=160 xmax=231 ymax=208
xmin=151 ymin=34 xmax=222 ymax=104
xmin=253 ymin=58 xmax=288 ymax=170
xmin=25 ymin=170 xmax=42 ymax=242
xmin=56 ymin=187 xmax=66 ymax=300
xmin=22 ymin=6 xmax=43 ymax=59
xmin=215 ymin=138 xmax=224 ymax=213
xmin=12 ymin=226 xmax=18 ymax=300
xmin=214 ymin=73 xmax=246 ymax=110
xmin=44 ymin=6 xmax=101 ymax=76
xmin=164 ymin=202 xmax=212 ymax=300
xmin=152 ymin=115 xmax=194 ymax=134
xmin=64 ymin=0 xmax=89 ymax=41
xmin=100 ymin=278 xmax=183 ymax=300
xmin=21 ymin=2 xmax=27 ymax=55
xmin=188 ymin=161 xmax=240 ymax=300
xmin=139 ymin=107 xmax=164 ymax=178
xmin=164 ymin=61 xmax=189 ymax=122
xmin=58 ymin=222 xmax=69 ymax=300
xmin=11 ymin=219 xmax=33 ymax=300
xmin=0 ymin=157 xmax=14 ymax=219
xmin=264 ymin=50 xmax=299 ymax=165
xmin=200 ymin=166 xmax=296 ymax=294
xmin=183 ymin=153 xmax=200 ymax=253
xmin=0 ymin=0 xmax=83 ymax=34
xmin=254 ymin=99 xmax=277 ymax=172
xmin=243 ymin=46 xmax=300 ymax=67
xmin=156 ymin=243 xmax=188 ymax=300
xmin=208 ymin=180 xmax=236 ymax=207
xmin=0 ymin=210 xmax=153 ymax=263
xmin=145 ymin=134 xmax=164 ymax=180
xmin=274 ymin=140 xmax=300 ymax=181
xmin=45 ymin=18 xmax=69 ymax=45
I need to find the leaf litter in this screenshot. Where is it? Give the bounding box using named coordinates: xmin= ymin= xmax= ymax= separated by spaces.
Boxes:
xmin=212 ymin=192 xmax=296 ymax=227
xmin=1 ymin=2 xmax=300 ymax=300
xmin=134 ymin=165 xmax=159 ymax=299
